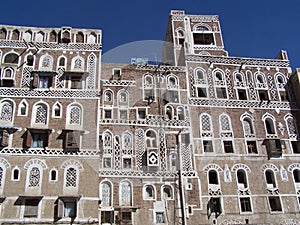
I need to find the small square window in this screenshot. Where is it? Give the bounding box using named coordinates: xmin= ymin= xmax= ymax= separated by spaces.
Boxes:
xmin=137 ymin=108 xmax=146 ymax=119
xmin=223 ymin=140 xmax=234 ymax=153
xmin=103 ymin=158 xmax=112 ymax=168
xmin=113 ymin=68 xmax=121 ymax=77
xmin=258 ymin=90 xmax=269 ymax=101
xmin=122 ymin=212 xmax=132 ymax=221
xmin=240 ymin=197 xmax=252 ymax=213
xmin=203 ymin=140 xmax=213 ymax=153
xmin=247 ymin=141 xmax=258 ymax=154
xmin=268 ymin=196 xmax=282 ymax=212
xmin=237 ymin=89 xmax=247 ymax=100
xmin=156 ymin=212 xmax=165 ymax=223
xmin=291 ymin=141 xmax=300 ymax=154
xmin=119 ymin=110 xmax=128 ymax=120
xmin=197 ymin=87 xmax=207 ymax=98
xmin=123 ymin=158 xmax=131 ymax=169
xmin=216 ymin=88 xmax=227 ymax=99
xmin=104 ymin=109 xmax=112 ymax=119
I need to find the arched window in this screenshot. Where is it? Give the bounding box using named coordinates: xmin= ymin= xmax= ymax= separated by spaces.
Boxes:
xmin=285 ymin=115 xmax=298 ymax=139
xmin=26 ymin=55 xmax=34 ymax=66
xmin=256 ymin=73 xmax=265 ymax=84
xmin=0 ymin=28 xmax=7 ymax=39
xmin=118 ymin=91 xmax=128 ymax=104
xmin=146 ymin=130 xmax=157 ymax=148
xmin=120 ymin=181 xmax=132 ymax=206
xmin=33 ymin=103 xmax=48 ymax=125
xmin=165 ymin=105 xmax=173 ymax=120
xmin=144 ymin=185 xmax=155 ymax=200
xmin=4 ymin=53 xmax=19 ymax=64
xmin=220 ymin=114 xmax=232 ymax=132
xmin=28 ymin=167 xmax=41 ymax=187
xmin=104 ymin=90 xmax=113 ymax=103
xmin=68 ymin=104 xmax=82 ymax=125
xmin=18 ymin=100 xmax=28 ymax=116
xmin=162 ymin=185 xmax=173 ymax=200
xmin=265 ymin=169 xmax=276 ymax=189
xmin=293 ymin=169 xmax=300 ymax=183
xmin=58 ymin=57 xmax=66 ymax=67
xmin=76 ymin=32 xmax=84 ymax=43
xmin=195 ymin=69 xmax=205 ymax=80
xmin=144 ymin=75 xmax=153 ymax=85
xmin=87 ymin=33 xmax=96 ymax=44
xmin=0 ymin=100 xmax=13 ymax=122
xmin=23 ymin=30 xmax=32 ymax=42
xmin=177 ymin=106 xmax=185 ymax=120
xmin=39 ymin=55 xmax=53 ymax=70
xmin=11 ymin=29 xmax=19 ymax=40
xmin=235 ymin=73 xmax=244 ymax=83
xmin=49 ymin=169 xmax=57 ymax=182
xmin=49 ymin=30 xmax=57 ymax=42
xmin=265 ymin=118 xmax=276 ymax=135
xmin=242 ymin=117 xmax=254 ymax=136
xmin=215 ymin=71 xmax=223 ymax=81
xmin=35 ymin=31 xmax=44 ymax=42
xmin=208 ymin=170 xmax=219 ymax=184
xmin=12 ymin=167 xmax=20 ymax=181
xmin=100 ymin=181 xmax=112 ymax=206
xmin=52 ymin=102 xmax=62 ymax=118
xmin=237 ymin=169 xmax=248 ymax=189
xmin=122 ymin=132 xmax=132 ymax=150
xmin=168 ymin=76 xmax=178 ymax=88
xmin=71 ymin=56 xmax=84 ymax=71
xmin=201 ymin=114 xmax=212 ymax=132
xmin=103 ymin=131 xmax=113 ymax=151
xmin=65 ymin=167 xmax=77 ymax=188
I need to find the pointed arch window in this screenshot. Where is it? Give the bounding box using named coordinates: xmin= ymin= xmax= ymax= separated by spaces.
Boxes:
xmin=242 ymin=117 xmax=254 ymax=137
xmin=87 ymin=33 xmax=96 ymax=44
xmin=101 ymin=181 xmax=112 ymax=206
xmin=18 ymin=100 xmax=28 ymax=116
xmin=0 ymin=101 xmax=13 ymax=122
xmin=58 ymin=57 xmax=66 ymax=67
xmin=35 ymin=32 xmax=44 ymax=42
xmin=120 ymin=181 xmax=132 ymax=206
xmin=23 ymin=31 xmax=32 ymax=42
xmin=103 ymin=131 xmax=113 ymax=153
xmin=52 ymin=102 xmax=62 ymax=118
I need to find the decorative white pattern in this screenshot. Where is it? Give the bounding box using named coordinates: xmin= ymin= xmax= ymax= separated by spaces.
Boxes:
xmin=87 ymin=53 xmax=96 ymax=89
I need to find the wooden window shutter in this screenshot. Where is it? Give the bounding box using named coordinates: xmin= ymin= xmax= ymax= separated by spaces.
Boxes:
xmin=31 ymin=73 xmax=39 ymax=88
xmin=23 ymin=130 xmax=32 ymax=148
xmin=1 ymin=130 xmax=9 ymax=147
xmin=43 ymin=131 xmax=49 ymax=148
xmin=57 ymin=198 xmax=64 ymax=218
xmin=64 ymin=131 xmax=79 ymax=150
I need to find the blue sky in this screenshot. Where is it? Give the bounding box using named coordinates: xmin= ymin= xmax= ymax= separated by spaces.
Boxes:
xmin=1 ymin=0 xmax=299 ymax=69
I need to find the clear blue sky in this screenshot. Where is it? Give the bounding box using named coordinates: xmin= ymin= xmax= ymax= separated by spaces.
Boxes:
xmin=1 ymin=0 xmax=299 ymax=69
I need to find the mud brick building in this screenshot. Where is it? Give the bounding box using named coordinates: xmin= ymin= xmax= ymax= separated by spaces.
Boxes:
xmin=0 ymin=10 xmax=300 ymax=225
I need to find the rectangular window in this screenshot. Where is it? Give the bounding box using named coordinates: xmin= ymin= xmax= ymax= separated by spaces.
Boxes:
xmin=32 ymin=132 xmax=46 ymax=148
xmin=203 ymin=140 xmax=213 ymax=153
xmin=239 ymin=197 xmax=252 ymax=213
xmin=268 ymin=196 xmax=282 ymax=212
xmin=266 ymin=139 xmax=282 ymax=158
xmin=137 ymin=108 xmax=146 ymax=119
xmin=24 ymin=199 xmax=39 ymax=218
xmin=193 ymin=33 xmax=214 ymax=45
xmin=167 ymin=90 xmax=179 ymax=103
xmin=103 ymin=158 xmax=112 ymax=168
xmin=101 ymin=211 xmax=114 ymax=224
xmin=216 ymin=87 xmax=227 ymax=99
xmin=237 ymin=89 xmax=247 ymax=100
xmin=279 ymin=91 xmax=289 ymax=101
xmin=291 ymin=141 xmax=300 ymax=154
xmin=113 ymin=68 xmax=121 ymax=77
xmin=119 ymin=110 xmax=128 ymax=120
xmin=122 ymin=212 xmax=132 ymax=221
xmin=57 ymin=198 xmax=77 ymax=218
xmin=123 ymin=158 xmax=131 ymax=169
xmin=197 ymin=87 xmax=207 ymax=98
xmin=258 ymin=90 xmax=269 ymax=101
xmin=208 ymin=197 xmax=222 ymax=216
xmin=144 ymin=90 xmax=154 ymax=102
xmin=247 ymin=141 xmax=258 ymax=154
xmin=0 ymin=130 xmax=9 ymax=147
xmin=223 ymin=140 xmax=234 ymax=153
xmin=38 ymin=76 xmax=52 ymax=88
xmin=104 ymin=109 xmax=112 ymax=119
xmin=156 ymin=212 xmax=165 ymax=223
